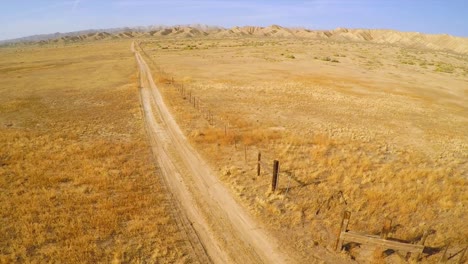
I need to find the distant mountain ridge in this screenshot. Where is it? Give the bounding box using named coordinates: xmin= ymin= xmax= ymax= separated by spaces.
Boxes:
xmin=0 ymin=24 xmax=222 ymax=44
xmin=2 ymin=24 xmax=467 ymax=54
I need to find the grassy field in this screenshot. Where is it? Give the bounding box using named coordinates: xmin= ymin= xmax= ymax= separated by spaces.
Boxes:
xmin=140 ymin=38 xmax=467 ymax=263
xmin=0 ymin=41 xmax=192 ymax=263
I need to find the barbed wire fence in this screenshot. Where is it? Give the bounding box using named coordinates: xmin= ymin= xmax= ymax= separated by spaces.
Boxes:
xmin=134 ymin=41 xmax=467 ymax=263
xmin=136 ymin=41 xmax=335 ymax=200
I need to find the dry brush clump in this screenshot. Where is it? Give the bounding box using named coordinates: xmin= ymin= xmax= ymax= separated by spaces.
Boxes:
xmin=190 ymin=127 xmax=282 ymax=147
xmin=198 ymin=127 xmax=467 ymax=262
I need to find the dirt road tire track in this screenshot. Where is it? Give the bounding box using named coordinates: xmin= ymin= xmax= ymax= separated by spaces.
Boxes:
xmin=137 ymin=86 xmax=212 ymax=263
xmin=133 ymin=42 xmax=292 ymax=263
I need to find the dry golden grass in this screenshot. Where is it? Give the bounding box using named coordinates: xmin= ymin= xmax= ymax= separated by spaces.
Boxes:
xmin=0 ymin=41 xmax=191 ymax=263
xmin=141 ymin=38 xmax=467 ymax=263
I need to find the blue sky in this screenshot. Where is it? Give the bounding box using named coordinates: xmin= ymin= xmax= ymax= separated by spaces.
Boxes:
xmin=1 ymin=0 xmax=467 ymax=40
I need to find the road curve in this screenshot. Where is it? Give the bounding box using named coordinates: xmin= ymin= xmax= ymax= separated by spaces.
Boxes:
xmin=132 ymin=42 xmax=292 ymax=263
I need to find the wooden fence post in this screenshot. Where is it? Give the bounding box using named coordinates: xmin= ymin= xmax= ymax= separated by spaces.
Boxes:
xmin=257 ymin=152 xmax=261 ymax=176
xmin=244 ymin=145 xmax=247 ymax=162
xmin=439 ymin=242 xmax=450 ymax=263
xmin=137 ymin=69 xmax=141 ymax=88
xmin=272 ymin=160 xmax=279 ymax=192
xmin=414 ymin=230 xmax=430 ymax=261
xmin=459 ymin=246 xmax=467 ymax=264
xmin=381 ymin=218 xmax=392 ymax=239
xmin=335 ymin=211 xmax=351 ymax=251
xmin=375 ymin=218 xmax=393 ymax=259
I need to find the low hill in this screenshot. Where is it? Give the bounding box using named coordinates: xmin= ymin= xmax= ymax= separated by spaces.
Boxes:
xmin=2 ymin=25 xmax=467 ymax=54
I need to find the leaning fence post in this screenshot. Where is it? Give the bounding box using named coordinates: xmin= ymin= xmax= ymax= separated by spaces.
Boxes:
xmin=257 ymin=152 xmax=261 ymax=176
xmin=381 ymin=218 xmax=392 ymax=239
xmin=244 ymin=146 xmax=247 ymax=162
xmin=272 ymin=160 xmax=279 ymax=192
xmin=335 ymin=211 xmax=351 ymax=251
xmin=374 ymin=218 xmax=393 ymax=259
xmin=459 ymin=246 xmax=467 ymax=264
xmin=414 ymin=230 xmax=430 ymax=261
xmin=439 ymin=242 xmax=450 ymax=263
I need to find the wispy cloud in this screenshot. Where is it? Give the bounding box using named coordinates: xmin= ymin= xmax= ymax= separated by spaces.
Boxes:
xmin=72 ymin=0 xmax=81 ymax=11
xmin=113 ymin=0 xmax=248 ymax=8
xmin=3 ymin=1 xmax=76 ymax=19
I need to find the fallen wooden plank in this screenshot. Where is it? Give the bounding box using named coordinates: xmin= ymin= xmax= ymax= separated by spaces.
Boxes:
xmin=342 ymin=231 xmax=424 ymax=253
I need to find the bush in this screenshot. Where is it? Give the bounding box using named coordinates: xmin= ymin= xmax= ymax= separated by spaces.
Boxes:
xmin=435 ymin=63 xmax=454 ymax=73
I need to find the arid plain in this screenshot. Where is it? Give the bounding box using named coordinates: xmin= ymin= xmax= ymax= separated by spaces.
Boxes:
xmin=140 ymin=34 xmax=467 ymax=263
xmin=1 ymin=26 xmax=467 ymax=263
xmin=0 ymin=41 xmax=196 ymax=263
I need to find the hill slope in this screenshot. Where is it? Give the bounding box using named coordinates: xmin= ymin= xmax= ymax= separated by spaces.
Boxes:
xmin=2 ymin=25 xmax=467 ymax=54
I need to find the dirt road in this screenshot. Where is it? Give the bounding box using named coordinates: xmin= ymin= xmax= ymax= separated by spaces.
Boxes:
xmin=132 ymin=42 xmax=293 ymax=263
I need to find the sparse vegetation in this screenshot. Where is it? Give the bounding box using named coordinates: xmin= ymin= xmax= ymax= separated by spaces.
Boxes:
xmin=185 ymin=44 xmax=197 ymax=50
xmin=142 ymin=37 xmax=468 ymax=263
xmin=315 ymin=56 xmax=340 ymax=63
xmin=435 ymin=62 xmax=455 ymax=73
xmin=400 ymin=60 xmax=415 ymax=65
xmin=2 ymin=30 xmax=467 ymax=263
xmin=0 ymin=41 xmax=190 ymax=263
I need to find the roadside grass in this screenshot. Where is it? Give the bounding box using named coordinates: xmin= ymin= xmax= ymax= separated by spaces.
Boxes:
xmin=140 ymin=37 xmax=468 ymax=263
xmin=0 ymin=41 xmax=190 ymax=263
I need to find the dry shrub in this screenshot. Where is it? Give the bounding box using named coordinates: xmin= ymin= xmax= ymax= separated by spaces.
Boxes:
xmin=191 ymin=127 xmax=283 ymax=147
xmin=241 ymin=128 xmax=282 ymax=146
xmin=157 ymin=75 xmax=173 ymax=84
xmin=191 ymin=128 xmax=237 ymax=145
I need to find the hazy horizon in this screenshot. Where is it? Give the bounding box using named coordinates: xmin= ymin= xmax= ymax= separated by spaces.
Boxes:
xmin=1 ymin=0 xmax=467 ymax=41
